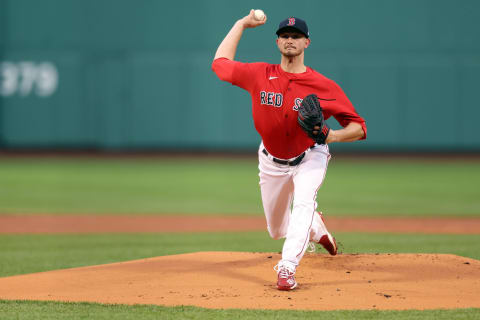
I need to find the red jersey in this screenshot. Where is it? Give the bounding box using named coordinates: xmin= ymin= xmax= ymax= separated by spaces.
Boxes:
xmin=212 ymin=57 xmax=366 ymax=159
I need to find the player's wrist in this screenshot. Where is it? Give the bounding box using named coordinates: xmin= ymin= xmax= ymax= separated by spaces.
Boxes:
xmin=325 ymin=130 xmax=336 ymax=144
xmin=237 ymin=18 xmax=247 ymax=29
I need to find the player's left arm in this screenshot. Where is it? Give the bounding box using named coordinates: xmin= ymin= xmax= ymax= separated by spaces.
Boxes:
xmin=321 ymin=122 xmax=365 ymax=143
xmin=320 ymin=81 xmax=366 ymax=144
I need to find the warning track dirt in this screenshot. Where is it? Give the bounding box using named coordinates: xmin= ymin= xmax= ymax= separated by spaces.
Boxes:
xmin=1 ymin=215 xmax=479 ymax=234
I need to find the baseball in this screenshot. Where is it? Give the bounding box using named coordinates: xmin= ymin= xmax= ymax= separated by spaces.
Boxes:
xmin=254 ymin=9 xmax=265 ymax=21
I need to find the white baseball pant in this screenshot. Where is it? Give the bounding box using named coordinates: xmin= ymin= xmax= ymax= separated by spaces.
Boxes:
xmin=258 ymin=141 xmax=331 ymax=270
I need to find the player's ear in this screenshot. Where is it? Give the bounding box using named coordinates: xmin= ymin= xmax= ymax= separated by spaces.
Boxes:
xmin=305 ymin=38 xmax=311 ymax=48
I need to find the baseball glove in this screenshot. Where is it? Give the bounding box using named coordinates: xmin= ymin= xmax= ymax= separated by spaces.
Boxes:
xmin=297 ymin=94 xmax=330 ymax=144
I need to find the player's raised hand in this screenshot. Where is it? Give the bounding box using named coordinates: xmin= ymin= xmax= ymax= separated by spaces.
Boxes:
xmin=242 ymin=9 xmax=267 ymax=29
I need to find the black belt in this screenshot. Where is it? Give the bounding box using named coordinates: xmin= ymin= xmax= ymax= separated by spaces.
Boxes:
xmin=262 ymin=146 xmax=314 ymax=166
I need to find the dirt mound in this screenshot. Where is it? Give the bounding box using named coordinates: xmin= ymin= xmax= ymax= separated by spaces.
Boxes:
xmin=0 ymin=252 xmax=479 ymax=310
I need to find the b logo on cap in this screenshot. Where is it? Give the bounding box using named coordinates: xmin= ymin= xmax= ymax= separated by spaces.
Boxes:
xmin=288 ymin=18 xmax=295 ymax=26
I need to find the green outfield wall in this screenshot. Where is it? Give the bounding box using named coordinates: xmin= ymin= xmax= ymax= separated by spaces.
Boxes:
xmin=0 ymin=0 xmax=479 ymax=151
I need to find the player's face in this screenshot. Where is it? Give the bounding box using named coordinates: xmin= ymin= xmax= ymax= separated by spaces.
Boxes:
xmin=276 ymin=32 xmax=310 ymax=57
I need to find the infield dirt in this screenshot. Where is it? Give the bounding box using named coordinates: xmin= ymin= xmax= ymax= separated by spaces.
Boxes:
xmin=1 ymin=215 xmax=480 ymax=234
xmin=0 ymin=252 xmax=479 ymax=310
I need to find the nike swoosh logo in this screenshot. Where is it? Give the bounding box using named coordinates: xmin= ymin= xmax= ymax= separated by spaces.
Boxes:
xmin=269 ymin=76 xmax=278 ymax=80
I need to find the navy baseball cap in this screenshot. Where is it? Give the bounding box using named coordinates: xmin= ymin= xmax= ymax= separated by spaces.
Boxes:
xmin=276 ymin=17 xmax=309 ymax=38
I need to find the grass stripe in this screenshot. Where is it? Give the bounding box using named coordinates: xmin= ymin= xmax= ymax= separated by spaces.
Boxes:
xmin=1 ymin=232 xmax=478 ymax=277
xmin=0 ymin=157 xmax=479 ymax=216
xmin=0 ymin=300 xmax=479 ymax=320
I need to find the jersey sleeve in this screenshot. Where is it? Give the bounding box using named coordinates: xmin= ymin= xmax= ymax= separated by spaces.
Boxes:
xmin=211 ymin=57 xmax=263 ymax=92
xmin=326 ymin=81 xmax=367 ymax=139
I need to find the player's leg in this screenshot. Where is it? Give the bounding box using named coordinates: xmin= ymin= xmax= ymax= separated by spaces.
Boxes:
xmin=281 ymin=145 xmax=331 ymax=266
xmin=310 ymin=211 xmax=337 ymax=255
xmin=309 ymin=210 xmax=328 ymax=239
xmin=258 ymin=144 xmax=294 ymax=240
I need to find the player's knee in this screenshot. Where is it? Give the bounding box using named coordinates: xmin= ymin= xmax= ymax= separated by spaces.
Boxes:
xmin=268 ymin=227 xmax=285 ymax=240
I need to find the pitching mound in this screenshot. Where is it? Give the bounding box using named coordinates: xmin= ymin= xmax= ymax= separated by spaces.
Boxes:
xmin=0 ymin=252 xmax=479 ymax=310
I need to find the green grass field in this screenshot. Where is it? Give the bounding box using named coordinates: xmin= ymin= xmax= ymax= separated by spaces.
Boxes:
xmin=1 ymin=300 xmax=478 ymax=320
xmin=0 ymin=156 xmax=479 ymax=319
xmin=0 ymin=157 xmax=479 ymax=216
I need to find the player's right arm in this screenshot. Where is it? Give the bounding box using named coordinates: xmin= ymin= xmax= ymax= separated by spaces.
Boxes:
xmin=214 ymin=10 xmax=266 ymax=61
xmin=212 ymin=10 xmax=267 ymax=90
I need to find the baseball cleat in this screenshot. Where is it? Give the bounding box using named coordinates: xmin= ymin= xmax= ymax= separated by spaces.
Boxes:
xmin=318 ymin=233 xmax=338 ymax=256
xmin=316 ymin=211 xmax=338 ymax=255
xmin=274 ymin=264 xmax=297 ymax=291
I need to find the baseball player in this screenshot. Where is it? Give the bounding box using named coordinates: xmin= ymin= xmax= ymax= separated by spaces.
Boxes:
xmin=212 ymin=10 xmax=366 ymax=290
